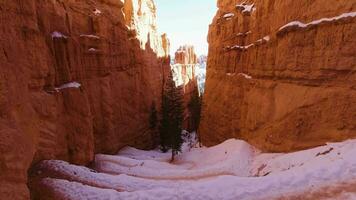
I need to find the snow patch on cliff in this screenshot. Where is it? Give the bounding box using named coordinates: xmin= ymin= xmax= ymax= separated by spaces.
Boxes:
xmin=263 ymin=35 xmax=270 ymax=41
xmin=51 ymin=31 xmax=68 ymax=39
xmin=88 ymin=48 xmax=99 ymax=52
xmin=223 ymin=13 xmax=234 ymax=19
xmin=228 ymin=43 xmax=254 ymax=50
xmin=279 ymin=11 xmax=356 ymax=32
xmin=236 ymin=3 xmax=255 ymax=14
xmin=34 ymin=139 xmax=356 ymax=199
xmin=256 ymin=35 xmax=270 ymax=44
xmin=55 ymin=82 xmax=81 ymax=90
xmin=93 ymin=9 xmax=102 ymax=16
xmin=226 ymin=73 xmax=252 ymax=79
xmin=80 ymin=34 xmax=100 ymax=39
xmin=226 ymin=34 xmax=271 ymax=52
xmin=236 ymin=31 xmax=252 ymax=37
xmin=238 ymin=73 xmax=252 ymax=79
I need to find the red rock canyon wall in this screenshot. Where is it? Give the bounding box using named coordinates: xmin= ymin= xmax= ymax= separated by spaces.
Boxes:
xmin=200 ymin=0 xmax=356 ymax=152
xmin=0 ymin=0 xmax=170 ymax=199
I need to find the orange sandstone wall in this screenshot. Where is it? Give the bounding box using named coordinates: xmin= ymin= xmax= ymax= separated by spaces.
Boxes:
xmin=200 ymin=0 xmax=356 ymax=152
xmin=0 ymin=0 xmax=170 ymax=199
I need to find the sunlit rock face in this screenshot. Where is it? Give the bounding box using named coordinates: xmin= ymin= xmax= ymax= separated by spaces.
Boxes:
xmin=123 ymin=0 xmax=169 ymax=57
xmin=175 ymin=45 xmax=198 ymax=65
xmin=171 ymin=46 xmax=199 ymax=131
xmin=0 ymin=0 xmax=170 ymax=198
xmin=200 ymin=0 xmax=356 ymax=152
xmin=173 ymin=45 xmax=198 ymax=87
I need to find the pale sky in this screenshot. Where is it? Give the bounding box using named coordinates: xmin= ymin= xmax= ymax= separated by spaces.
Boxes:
xmin=155 ymin=0 xmax=217 ymax=56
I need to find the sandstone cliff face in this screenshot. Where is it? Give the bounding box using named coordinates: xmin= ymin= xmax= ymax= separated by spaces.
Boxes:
xmin=172 ymin=46 xmax=199 ymax=131
xmin=0 ymin=0 xmax=169 ymax=199
xmin=200 ymin=0 xmax=356 ymax=152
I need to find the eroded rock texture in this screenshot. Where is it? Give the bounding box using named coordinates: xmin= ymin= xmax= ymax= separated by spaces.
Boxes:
xmin=172 ymin=46 xmax=199 ymax=131
xmin=0 ymin=0 xmax=170 ymax=199
xmin=200 ymin=0 xmax=356 ymax=152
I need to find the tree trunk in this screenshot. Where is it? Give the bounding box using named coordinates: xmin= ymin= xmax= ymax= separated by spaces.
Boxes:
xmin=170 ymin=151 xmax=175 ymax=163
xmin=197 ymin=130 xmax=203 ymax=147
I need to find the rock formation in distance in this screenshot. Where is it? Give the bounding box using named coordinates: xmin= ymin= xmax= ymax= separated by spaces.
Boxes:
xmin=172 ymin=45 xmax=199 ymax=131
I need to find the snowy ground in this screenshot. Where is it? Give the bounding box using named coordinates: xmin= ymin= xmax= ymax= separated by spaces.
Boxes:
xmin=33 ymin=136 xmax=356 ymax=200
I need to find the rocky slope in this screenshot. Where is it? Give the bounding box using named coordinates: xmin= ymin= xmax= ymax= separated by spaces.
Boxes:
xmin=0 ymin=0 xmax=170 ymax=199
xmin=200 ymin=0 xmax=356 ymax=152
xmin=172 ymin=46 xmax=199 ymax=131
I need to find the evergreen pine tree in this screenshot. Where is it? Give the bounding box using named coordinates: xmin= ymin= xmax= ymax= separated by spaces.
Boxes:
xmin=159 ymin=95 xmax=170 ymax=152
xmin=149 ymin=102 xmax=158 ymax=129
xmin=188 ymin=88 xmax=203 ymax=147
xmin=188 ymin=88 xmax=202 ymax=131
xmin=159 ymin=73 xmax=184 ymax=162
xmin=149 ymin=101 xmax=159 ymax=147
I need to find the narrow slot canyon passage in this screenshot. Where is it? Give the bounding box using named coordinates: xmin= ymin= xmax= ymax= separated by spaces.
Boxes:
xmin=1 ymin=0 xmax=356 ymax=200
xmin=154 ymin=0 xmax=217 ymax=96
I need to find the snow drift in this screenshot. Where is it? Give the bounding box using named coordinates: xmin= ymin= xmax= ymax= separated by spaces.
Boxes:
xmin=31 ymin=138 xmax=356 ymax=199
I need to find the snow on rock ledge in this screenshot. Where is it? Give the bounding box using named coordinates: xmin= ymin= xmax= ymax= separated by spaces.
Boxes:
xmin=278 ymin=11 xmax=356 ymax=35
xmin=55 ymin=82 xmax=81 ymax=91
xmin=225 ymin=35 xmax=271 ymax=52
xmin=236 ymin=3 xmax=255 ymax=15
xmin=226 ymin=73 xmax=253 ymax=79
xmin=225 ymin=44 xmax=254 ymax=51
xmin=51 ymin=31 xmax=68 ymax=39
xmin=223 ymin=13 xmax=234 ymax=19
xmin=79 ymin=34 xmax=100 ymax=39
xmin=238 ymin=73 xmax=252 ymax=79
xmin=93 ymin=9 xmax=102 ymax=16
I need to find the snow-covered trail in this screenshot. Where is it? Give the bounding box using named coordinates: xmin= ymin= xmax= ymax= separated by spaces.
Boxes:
xmin=94 ymin=140 xmax=255 ymax=180
xmin=32 ymin=139 xmax=356 ymax=199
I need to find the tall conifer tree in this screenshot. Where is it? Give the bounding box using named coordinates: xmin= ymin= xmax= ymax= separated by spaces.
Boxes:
xmin=149 ymin=102 xmax=158 ymax=129
xmin=159 ymin=73 xmax=184 ymax=162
